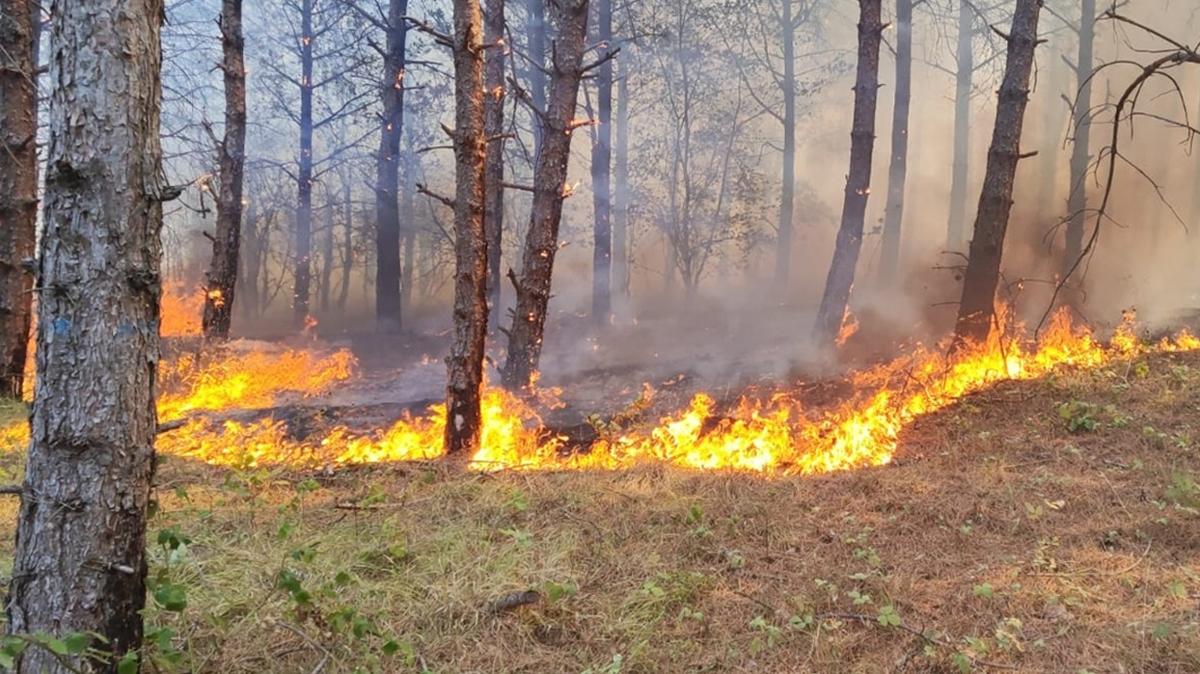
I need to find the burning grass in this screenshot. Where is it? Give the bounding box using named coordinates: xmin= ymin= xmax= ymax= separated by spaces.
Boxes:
xmin=2 ymin=348 xmax=1196 ymax=672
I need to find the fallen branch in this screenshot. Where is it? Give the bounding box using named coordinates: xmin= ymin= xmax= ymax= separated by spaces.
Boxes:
xmin=487 ymin=590 xmax=540 ymax=614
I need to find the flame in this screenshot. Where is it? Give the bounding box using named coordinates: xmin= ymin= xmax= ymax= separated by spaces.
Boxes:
xmin=160 ymin=283 xmax=205 ymax=337
xmin=835 ymin=307 xmax=860 ymax=348
xmin=3 ymin=308 xmax=1200 ymax=477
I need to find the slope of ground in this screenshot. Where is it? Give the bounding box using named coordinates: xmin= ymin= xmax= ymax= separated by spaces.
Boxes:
xmin=1 ymin=350 xmax=1199 ymax=673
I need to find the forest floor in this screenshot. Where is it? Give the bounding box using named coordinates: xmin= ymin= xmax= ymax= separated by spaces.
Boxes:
xmin=1 ymin=348 xmax=1199 ymax=673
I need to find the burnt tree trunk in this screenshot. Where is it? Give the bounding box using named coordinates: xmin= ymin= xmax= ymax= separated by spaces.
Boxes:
xmin=613 ymin=57 xmax=630 ymax=300
xmin=484 ymin=0 xmax=506 ymax=330
xmin=374 ymin=0 xmax=408 ymax=332
xmin=953 ymin=0 xmax=1042 ymax=344
xmin=1062 ymin=0 xmax=1095 ymax=276
xmin=812 ymin=0 xmax=883 ymax=344
xmin=946 ymin=0 xmax=973 ymax=250
xmin=774 ymin=0 xmax=797 ymax=287
xmin=0 ymin=0 xmax=39 ymax=398
xmin=590 ymin=0 xmax=613 ymax=324
xmin=6 ymin=0 xmax=165 ymax=670
xmin=879 ymin=0 xmax=912 ymax=282
xmin=202 ymin=0 xmax=247 ymax=340
xmin=501 ymin=0 xmax=591 ymax=389
xmin=445 ymin=0 xmax=490 ymax=454
xmin=294 ymin=0 xmax=315 ymax=327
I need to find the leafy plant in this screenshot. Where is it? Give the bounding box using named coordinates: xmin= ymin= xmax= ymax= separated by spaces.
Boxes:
xmin=1058 ymin=401 xmax=1098 ymax=433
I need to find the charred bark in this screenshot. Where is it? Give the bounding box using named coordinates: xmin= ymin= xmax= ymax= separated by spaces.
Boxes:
xmin=879 ymin=0 xmax=912 ymax=282
xmin=813 ymin=0 xmax=883 ymax=345
xmin=501 ymin=0 xmax=591 ymax=389
xmin=1062 ymin=0 xmax=1095 ymax=277
xmin=590 ymin=0 xmax=613 ymax=324
xmin=6 ymin=0 xmax=165 ymax=670
xmin=374 ymin=0 xmax=408 ymax=333
xmin=202 ymin=0 xmax=247 ymax=341
xmin=444 ymin=0 xmax=490 ymax=454
xmin=946 ymin=0 xmax=973 ymax=250
xmin=484 ymin=0 xmax=506 ymax=331
xmin=294 ymin=0 xmax=316 ymax=327
xmin=953 ymin=0 xmax=1042 ymax=345
xmin=0 ymin=0 xmax=39 ymax=398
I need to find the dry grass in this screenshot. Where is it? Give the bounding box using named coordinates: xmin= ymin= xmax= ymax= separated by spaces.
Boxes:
xmin=2 ymin=353 xmax=1200 ymax=673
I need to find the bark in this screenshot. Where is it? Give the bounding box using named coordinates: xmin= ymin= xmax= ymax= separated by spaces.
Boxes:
xmin=591 ymin=0 xmax=613 ymax=324
xmin=1062 ymin=0 xmax=1095 ymax=276
xmin=374 ymin=0 xmax=408 ymax=332
xmin=953 ymin=0 xmax=1042 ymax=344
xmin=294 ymin=0 xmax=315 ymax=327
xmin=879 ymin=0 xmax=912 ymax=282
xmin=0 ymin=0 xmax=39 ymax=398
xmin=946 ymin=0 xmax=973 ymax=250
xmin=202 ymin=0 xmax=247 ymax=340
xmin=613 ymin=57 xmax=631 ymax=299
xmin=812 ymin=0 xmax=883 ymax=344
xmin=444 ymin=0 xmax=489 ymax=454
xmin=774 ymin=0 xmax=798 ymax=287
xmin=501 ymin=0 xmax=591 ymax=389
xmin=6 ymin=0 xmax=165 ymax=670
xmin=526 ymin=0 xmax=547 ymax=155
xmin=484 ymin=0 xmax=506 ymax=330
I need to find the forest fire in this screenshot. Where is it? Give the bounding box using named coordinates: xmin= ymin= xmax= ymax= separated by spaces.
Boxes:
xmin=29 ymin=309 xmax=1173 ymax=475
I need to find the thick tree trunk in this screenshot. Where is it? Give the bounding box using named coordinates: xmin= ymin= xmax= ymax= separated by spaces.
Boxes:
xmin=374 ymin=0 xmax=408 ymax=332
xmin=946 ymin=0 xmax=973 ymax=250
xmin=1062 ymin=0 xmax=1094 ymax=276
xmin=202 ymin=0 xmax=247 ymax=340
xmin=502 ymin=0 xmax=591 ymax=389
xmin=953 ymin=0 xmax=1042 ymax=344
xmin=0 ymin=0 xmax=39 ymax=398
xmin=590 ymin=0 xmax=613 ymax=324
xmin=6 ymin=0 xmax=165 ymax=670
xmin=613 ymin=58 xmax=631 ymax=300
xmin=526 ymin=0 xmax=547 ymax=157
xmin=294 ymin=0 xmax=315 ymax=327
xmin=484 ymin=0 xmax=506 ymax=330
xmin=774 ymin=0 xmax=797 ymax=287
xmin=812 ymin=0 xmax=883 ymax=344
xmin=445 ymin=0 xmax=489 ymax=454
xmin=879 ymin=0 xmax=912 ymax=282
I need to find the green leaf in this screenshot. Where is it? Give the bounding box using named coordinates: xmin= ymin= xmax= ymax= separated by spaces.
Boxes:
xmin=877 ymin=605 xmax=901 ymax=628
xmin=154 ymin=583 xmax=188 ymax=612
xmin=63 ymin=632 xmax=91 ymax=654
xmin=972 ymin=583 xmax=994 ymax=599
xmin=117 ymin=651 xmax=139 ymax=674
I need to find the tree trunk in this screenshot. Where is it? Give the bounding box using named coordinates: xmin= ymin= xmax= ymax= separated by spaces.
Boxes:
xmin=6 ymin=0 xmax=164 ymax=670
xmin=946 ymin=0 xmax=973 ymax=250
xmin=338 ymin=176 xmax=353 ymax=312
xmin=445 ymin=0 xmax=489 ymax=454
xmin=240 ymin=199 xmax=261 ymax=319
xmin=812 ymin=0 xmax=883 ymax=344
xmin=1062 ymin=0 xmax=1095 ymax=276
xmin=401 ymin=149 xmax=417 ymax=311
xmin=374 ymin=0 xmax=408 ymax=333
xmin=484 ymin=0 xmax=506 ymax=330
xmin=590 ymin=0 xmax=613 ymax=324
xmin=319 ymin=194 xmax=335 ymax=313
xmin=953 ymin=0 xmax=1042 ymax=344
xmin=0 ymin=0 xmax=39 ymax=398
xmin=202 ymin=0 xmax=247 ymax=341
xmin=526 ymin=0 xmax=547 ymax=157
xmin=774 ymin=0 xmax=797 ymax=288
xmin=502 ymin=0 xmax=591 ymax=389
xmin=613 ymin=57 xmax=631 ymax=300
xmin=294 ymin=0 xmax=315 ymax=327
xmin=879 ymin=0 xmax=912 ymax=282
